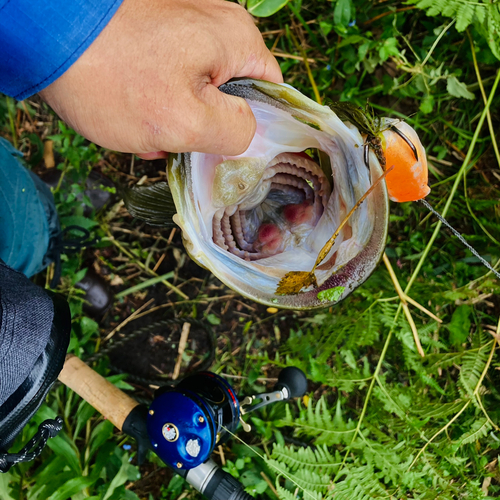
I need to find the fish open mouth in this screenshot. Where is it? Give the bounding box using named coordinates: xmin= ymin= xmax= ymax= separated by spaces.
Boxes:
xmin=212 ymin=152 xmax=332 ymax=262
xmin=124 ymin=79 xmax=392 ymax=308
xmin=166 ymin=79 xmax=389 ymax=309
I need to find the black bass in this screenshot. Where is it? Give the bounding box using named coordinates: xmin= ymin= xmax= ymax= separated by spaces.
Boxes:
xmin=124 ymin=79 xmax=429 ymax=309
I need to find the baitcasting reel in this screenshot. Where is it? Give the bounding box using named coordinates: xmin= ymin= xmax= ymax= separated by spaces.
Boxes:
xmin=147 ymin=367 xmax=308 ymax=470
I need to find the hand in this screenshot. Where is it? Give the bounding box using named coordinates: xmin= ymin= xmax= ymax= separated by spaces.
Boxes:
xmin=40 ymin=0 xmax=283 ymax=157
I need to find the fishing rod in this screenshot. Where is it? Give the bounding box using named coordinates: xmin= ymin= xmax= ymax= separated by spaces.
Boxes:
xmin=58 ymin=355 xmax=308 ymax=500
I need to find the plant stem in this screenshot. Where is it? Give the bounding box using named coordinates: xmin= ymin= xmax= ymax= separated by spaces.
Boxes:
xmin=115 ymin=272 xmax=175 ymax=299
xmin=106 ymin=230 xmax=188 ymax=299
xmin=287 ymin=3 xmax=321 ymax=51
xmin=468 ymin=30 xmax=500 ymax=168
xmin=333 ymin=306 xmax=400 ymax=482
xmin=405 ymin=69 xmax=500 ymax=294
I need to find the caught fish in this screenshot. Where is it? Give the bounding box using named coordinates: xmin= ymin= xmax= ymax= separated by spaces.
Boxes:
xmin=124 ymin=79 xmax=429 ymax=309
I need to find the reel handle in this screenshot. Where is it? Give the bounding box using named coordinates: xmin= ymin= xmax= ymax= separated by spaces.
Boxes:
xmin=274 ymin=366 xmax=308 ymax=399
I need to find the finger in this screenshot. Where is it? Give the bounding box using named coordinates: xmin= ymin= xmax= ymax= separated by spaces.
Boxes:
xmin=234 ymin=48 xmax=283 ymax=84
xmin=135 ymin=151 xmax=169 ymax=160
xmin=192 ymin=83 xmax=256 ymax=156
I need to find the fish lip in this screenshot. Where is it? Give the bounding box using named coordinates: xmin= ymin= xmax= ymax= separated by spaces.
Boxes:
xmin=169 ymin=80 xmax=390 ymax=309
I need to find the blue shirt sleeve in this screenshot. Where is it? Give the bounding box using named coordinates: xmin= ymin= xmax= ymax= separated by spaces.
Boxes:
xmin=0 ymin=0 xmax=123 ymax=100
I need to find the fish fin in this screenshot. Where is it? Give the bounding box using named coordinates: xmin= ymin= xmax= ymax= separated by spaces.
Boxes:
xmin=122 ymin=182 xmax=177 ymax=227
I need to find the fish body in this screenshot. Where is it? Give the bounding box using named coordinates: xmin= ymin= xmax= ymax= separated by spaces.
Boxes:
xmin=124 ymin=79 xmax=428 ymax=309
xmin=167 ymin=79 xmax=389 ymax=309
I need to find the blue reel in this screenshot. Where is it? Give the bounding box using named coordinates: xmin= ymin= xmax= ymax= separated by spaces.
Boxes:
xmin=147 ymin=372 xmax=240 ymax=470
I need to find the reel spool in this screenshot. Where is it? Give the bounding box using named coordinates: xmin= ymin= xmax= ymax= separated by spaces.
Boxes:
xmin=147 ymin=372 xmax=240 ymax=469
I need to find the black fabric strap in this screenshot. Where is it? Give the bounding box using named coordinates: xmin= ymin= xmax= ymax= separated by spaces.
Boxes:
xmin=0 ymin=417 xmax=63 ymax=473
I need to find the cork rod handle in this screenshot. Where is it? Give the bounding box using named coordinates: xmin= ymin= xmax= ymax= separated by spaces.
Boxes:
xmin=58 ymin=354 xmax=139 ymax=431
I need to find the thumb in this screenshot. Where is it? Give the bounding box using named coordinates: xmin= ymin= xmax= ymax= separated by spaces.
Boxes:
xmin=193 ymin=83 xmax=256 ymax=156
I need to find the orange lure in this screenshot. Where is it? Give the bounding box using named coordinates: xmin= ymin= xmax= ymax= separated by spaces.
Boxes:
xmin=381 ymin=120 xmax=430 ymax=203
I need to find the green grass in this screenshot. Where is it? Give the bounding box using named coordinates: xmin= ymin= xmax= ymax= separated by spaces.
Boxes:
xmin=1 ymin=0 xmax=500 ymax=498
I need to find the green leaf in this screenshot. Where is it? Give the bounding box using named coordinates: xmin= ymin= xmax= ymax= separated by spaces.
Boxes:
xmin=89 ymin=421 xmax=115 ymax=462
xmin=46 ymin=433 xmax=82 ymax=475
xmin=456 ymin=2 xmax=475 ymax=31
xmin=420 ymin=95 xmax=434 ymax=114
xmin=447 ymin=76 xmax=475 ymax=100
xmin=317 ymin=286 xmax=345 ymax=302
xmin=455 ymin=418 xmax=491 ymax=446
xmin=319 ymin=20 xmax=333 ymax=37
xmin=103 ymin=453 xmax=140 ymax=500
xmin=0 ymin=472 xmax=16 ymax=500
xmin=334 ymin=0 xmax=352 ymax=27
xmin=448 ymin=305 xmax=472 ymax=345
xmin=379 ymin=37 xmax=399 ymax=62
xmin=80 ymin=315 xmax=98 ymax=337
xmin=74 ymin=400 xmax=97 ymax=440
xmin=26 ymin=133 xmax=44 ymax=166
xmin=206 ymin=313 xmax=221 ymax=325
xmin=47 ymin=476 xmax=96 ymax=500
xmin=60 ymin=215 xmax=99 ymax=230
xmin=71 ymin=267 xmax=88 ymax=285
xmin=247 ymin=0 xmax=289 ymax=17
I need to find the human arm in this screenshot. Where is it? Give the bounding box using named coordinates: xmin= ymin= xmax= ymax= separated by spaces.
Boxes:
xmin=0 ymin=0 xmax=283 ymax=157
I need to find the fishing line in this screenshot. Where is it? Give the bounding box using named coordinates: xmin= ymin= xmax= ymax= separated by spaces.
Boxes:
xmin=420 ymin=198 xmax=500 ymax=280
xmin=221 ymin=424 xmax=318 ymax=500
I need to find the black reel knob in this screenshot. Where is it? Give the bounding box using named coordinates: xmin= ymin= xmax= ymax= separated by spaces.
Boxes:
xmin=274 ymin=367 xmax=308 ymax=399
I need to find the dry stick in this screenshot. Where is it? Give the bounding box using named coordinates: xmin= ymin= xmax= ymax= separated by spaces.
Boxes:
xmin=172 ymin=322 xmax=191 ymax=380
xmin=167 ymin=228 xmax=177 ymax=245
xmin=106 ymin=229 xmax=189 ymax=299
xmin=362 ymin=6 xmax=416 ymax=26
xmin=289 ymin=31 xmax=322 ymax=104
xmin=404 ymin=295 xmax=442 ymax=324
xmin=218 ymin=445 xmax=226 ymax=467
xmin=383 ymin=252 xmax=444 ymax=345
xmin=103 ymin=298 xmax=155 ymax=342
xmin=260 ymin=472 xmax=279 ymax=497
xmin=383 ymin=253 xmax=424 ymax=357
xmin=271 ymin=51 xmax=318 ymax=64
xmin=152 ymin=253 xmax=166 ymax=273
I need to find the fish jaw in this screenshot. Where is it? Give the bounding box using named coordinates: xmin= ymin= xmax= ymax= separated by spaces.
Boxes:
xmin=167 ymin=80 xmax=390 ymax=309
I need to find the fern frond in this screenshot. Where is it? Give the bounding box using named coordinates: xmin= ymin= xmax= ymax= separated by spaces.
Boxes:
xmin=271 ymin=443 xmax=341 ymax=474
xmin=455 ymin=418 xmax=492 ymax=446
xmin=487 ymin=4 xmax=500 ymax=59
xmin=458 ymin=347 xmax=489 ymax=401
xmin=267 ymin=459 xmax=331 ymax=493
xmin=410 ymin=399 xmax=465 ymax=419
xmin=275 ymin=482 xmax=324 ymax=500
xmin=425 ymin=351 xmax=466 ymax=373
xmin=332 ymin=466 xmax=388 ymax=500
xmin=410 ymin=0 xmax=500 ymax=59
xmin=283 ymin=397 xmax=356 ymax=446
